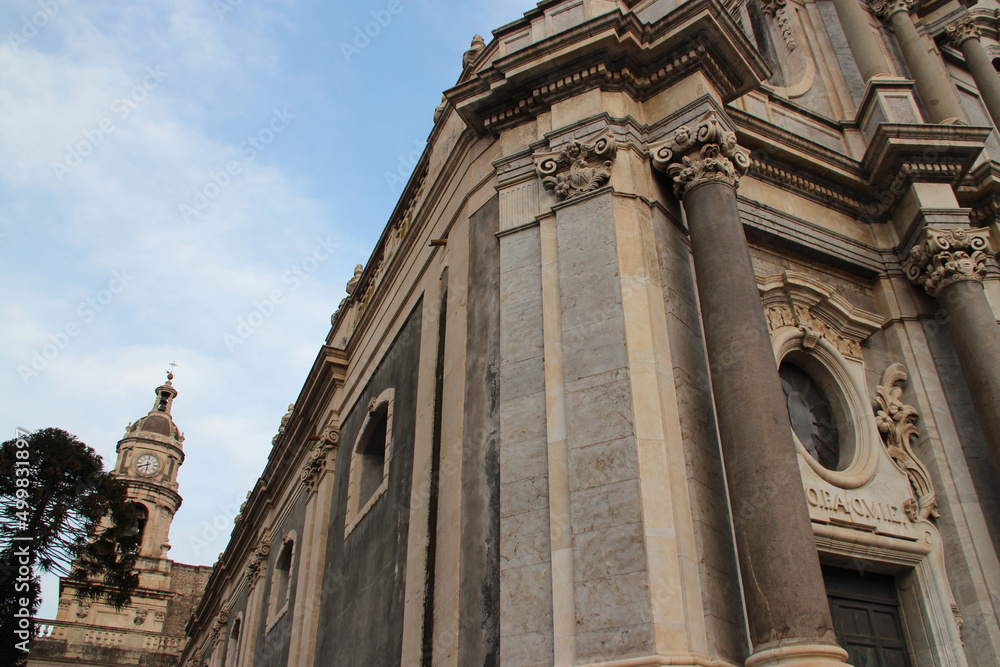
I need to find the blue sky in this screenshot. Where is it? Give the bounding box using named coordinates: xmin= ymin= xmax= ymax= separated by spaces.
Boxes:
xmin=0 ymin=0 xmax=539 ymax=619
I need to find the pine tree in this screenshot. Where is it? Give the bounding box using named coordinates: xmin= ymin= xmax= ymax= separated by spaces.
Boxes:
xmin=0 ymin=428 xmax=140 ymax=666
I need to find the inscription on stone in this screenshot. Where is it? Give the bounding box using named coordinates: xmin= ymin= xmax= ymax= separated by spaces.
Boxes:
xmin=806 ymin=487 xmax=906 ymax=528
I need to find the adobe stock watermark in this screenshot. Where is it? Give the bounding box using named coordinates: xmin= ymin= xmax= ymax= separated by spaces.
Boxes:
xmin=341 ymin=0 xmax=404 ymax=63
xmin=179 ymin=106 xmax=295 ymax=223
xmin=18 ymin=269 xmax=134 ymax=382
xmin=212 ymin=0 xmax=244 ymax=21
xmin=51 ymin=66 xmax=168 ymax=181
xmin=7 ymin=0 xmax=74 ymax=55
xmin=223 ymin=235 xmax=338 ymax=351
xmin=384 ymin=138 xmax=424 ymax=191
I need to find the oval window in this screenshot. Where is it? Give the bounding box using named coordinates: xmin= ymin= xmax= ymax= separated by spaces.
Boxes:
xmin=779 ymin=362 xmax=841 ymax=470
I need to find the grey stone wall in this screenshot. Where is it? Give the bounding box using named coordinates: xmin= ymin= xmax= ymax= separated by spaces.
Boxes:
xmin=164 ymin=564 xmax=212 ymax=636
xmin=253 ymin=493 xmax=306 ymax=667
xmin=459 ymin=195 xmax=502 ymax=667
xmin=556 ymin=192 xmax=653 ymax=660
xmin=498 ymin=222 xmax=553 ymax=665
xmin=313 ymin=301 xmax=423 ymax=667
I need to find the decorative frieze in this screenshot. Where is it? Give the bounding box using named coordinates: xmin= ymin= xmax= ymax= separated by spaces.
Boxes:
xmin=870 ymin=0 xmax=914 ymax=20
xmin=945 ymin=17 xmax=981 ymax=46
xmin=758 ymin=271 xmax=883 ymax=360
xmin=650 ymin=112 xmax=751 ymax=199
xmin=903 ymin=226 xmax=994 ymax=297
xmin=872 ymin=364 xmax=939 ymax=522
xmin=534 ymin=134 xmax=617 ymax=201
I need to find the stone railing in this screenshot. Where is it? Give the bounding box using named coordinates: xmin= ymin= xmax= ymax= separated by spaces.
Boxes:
xmin=32 ymin=619 xmax=186 ymax=663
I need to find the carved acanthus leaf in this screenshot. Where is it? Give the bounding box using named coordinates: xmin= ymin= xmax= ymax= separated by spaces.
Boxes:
xmin=872 ymin=363 xmax=939 ymax=522
xmin=903 ymin=227 xmax=993 ymax=297
xmin=535 ymin=134 xmax=617 ymax=201
xmin=650 ymin=112 xmax=751 ymax=199
xmin=946 ymin=17 xmax=981 ymax=46
xmin=870 ymin=0 xmax=914 ymax=19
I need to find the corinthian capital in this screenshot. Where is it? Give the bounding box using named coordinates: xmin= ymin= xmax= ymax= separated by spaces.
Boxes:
xmin=650 ymin=112 xmax=750 ymax=199
xmin=903 ymin=226 xmax=994 ymax=297
xmin=870 ymin=0 xmax=914 ymax=20
xmin=945 ymin=17 xmax=981 ymax=47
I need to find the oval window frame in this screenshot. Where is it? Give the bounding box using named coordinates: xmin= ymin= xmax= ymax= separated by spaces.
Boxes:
xmin=772 ymin=327 xmax=878 ymax=489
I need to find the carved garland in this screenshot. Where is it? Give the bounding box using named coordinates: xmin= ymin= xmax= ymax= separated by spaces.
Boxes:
xmin=872 ymin=364 xmax=939 ymax=522
xmin=650 ymin=112 xmax=751 ymax=199
xmin=535 ymin=134 xmax=617 ymax=201
xmin=902 ymin=226 xmax=994 ymax=297
xmin=759 ymin=0 xmax=797 ymax=51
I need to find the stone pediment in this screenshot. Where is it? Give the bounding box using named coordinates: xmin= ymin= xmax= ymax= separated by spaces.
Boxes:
xmin=758 ymin=271 xmax=883 ymax=359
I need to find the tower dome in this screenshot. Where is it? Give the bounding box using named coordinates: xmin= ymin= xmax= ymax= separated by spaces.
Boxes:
xmin=125 ymin=371 xmax=184 ymax=444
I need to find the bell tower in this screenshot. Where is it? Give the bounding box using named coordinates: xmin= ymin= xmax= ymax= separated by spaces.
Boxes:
xmin=112 ymin=370 xmax=185 ymax=559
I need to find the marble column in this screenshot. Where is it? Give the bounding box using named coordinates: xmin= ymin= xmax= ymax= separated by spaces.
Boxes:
xmin=904 ymin=226 xmax=1000 ymax=476
xmin=872 ymin=0 xmax=966 ymax=123
xmin=651 ymin=114 xmax=847 ymax=667
xmin=948 ymin=17 xmax=1000 ymax=131
xmin=831 ymin=0 xmax=891 ymax=82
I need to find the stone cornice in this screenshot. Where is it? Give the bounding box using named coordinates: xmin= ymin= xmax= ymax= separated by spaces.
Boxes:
xmin=649 ymin=111 xmax=751 ymax=198
xmin=861 ymin=123 xmax=991 ymax=216
xmin=903 ymin=226 xmax=995 ymax=296
xmin=445 ymin=0 xmax=769 ymax=134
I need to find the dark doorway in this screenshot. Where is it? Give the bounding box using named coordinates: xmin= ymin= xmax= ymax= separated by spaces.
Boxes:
xmin=823 ymin=566 xmax=912 ymax=667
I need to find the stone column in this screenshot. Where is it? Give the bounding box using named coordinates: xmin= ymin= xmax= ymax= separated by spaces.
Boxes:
xmin=948 ymin=17 xmax=1000 ymax=131
xmin=831 ymin=0 xmax=891 ymax=82
xmin=651 ymin=114 xmax=847 ymax=667
xmin=872 ymin=0 xmax=966 ymax=123
xmin=904 ymin=226 xmax=1000 ymax=476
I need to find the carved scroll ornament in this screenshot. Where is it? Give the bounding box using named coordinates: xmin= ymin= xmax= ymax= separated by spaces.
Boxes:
xmin=244 ymin=538 xmax=271 ymax=588
xmin=535 ymin=134 xmax=617 ymax=201
xmin=903 ymin=226 xmax=993 ymax=297
xmin=650 ymin=112 xmax=751 ymax=199
xmin=872 ymin=363 xmax=939 ymax=522
xmin=300 ymin=429 xmax=338 ymax=494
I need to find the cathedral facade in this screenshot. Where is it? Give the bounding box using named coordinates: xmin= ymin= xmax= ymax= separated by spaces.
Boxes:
xmin=29 ymin=377 xmax=212 ymax=666
xmin=180 ymin=0 xmax=1000 ymax=665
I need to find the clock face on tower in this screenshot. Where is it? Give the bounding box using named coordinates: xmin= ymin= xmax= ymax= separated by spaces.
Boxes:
xmin=134 ymin=453 xmax=161 ymax=477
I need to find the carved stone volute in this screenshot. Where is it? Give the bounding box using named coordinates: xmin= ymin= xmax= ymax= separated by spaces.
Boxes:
xmin=535 ymin=134 xmax=617 ymax=201
xmin=650 ymin=112 xmax=751 ymax=199
xmin=873 ymin=363 xmax=939 ymax=522
xmin=903 ymin=226 xmax=994 ymax=297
